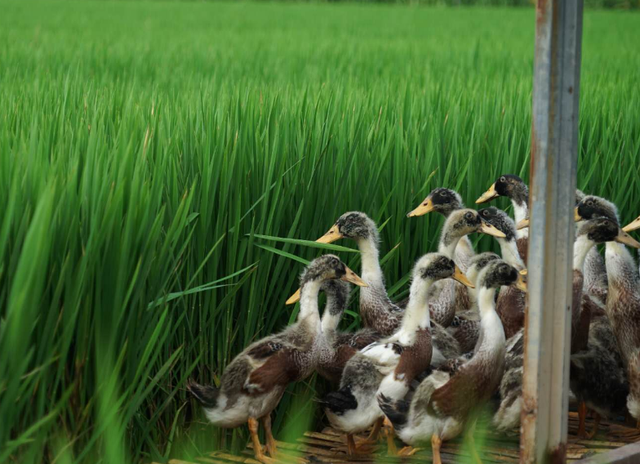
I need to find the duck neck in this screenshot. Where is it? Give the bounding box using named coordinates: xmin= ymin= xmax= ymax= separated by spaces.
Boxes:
xmin=512 ymin=196 xmax=529 ymax=240
xmin=438 ymin=231 xmax=463 ymax=260
xmin=357 ymin=237 xmax=384 ymax=290
xmin=321 ymin=300 xmax=344 ymax=336
xmin=299 ymin=280 xmax=323 ymax=332
xmin=573 ymin=235 xmax=596 ymax=272
xmin=397 ymin=278 xmax=433 ymax=342
xmin=476 ymin=287 xmax=506 ymax=352
xmin=498 ymin=237 xmax=525 ymax=270
xmin=605 ymin=242 xmax=640 ymax=291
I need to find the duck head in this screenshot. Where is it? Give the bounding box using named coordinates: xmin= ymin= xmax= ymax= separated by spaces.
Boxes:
xmin=407 ymin=188 xmax=464 ymax=218
xmin=286 ymin=254 xmax=367 ymax=304
xmin=577 ymin=217 xmax=640 ymax=249
xmin=478 ymin=260 xmax=527 ymax=292
xmin=316 ymin=211 xmax=379 ymax=244
xmin=476 ymin=174 xmax=529 ymax=205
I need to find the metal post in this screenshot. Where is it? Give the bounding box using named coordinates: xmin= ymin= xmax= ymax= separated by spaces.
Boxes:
xmin=520 ymin=1 xmax=583 ymax=463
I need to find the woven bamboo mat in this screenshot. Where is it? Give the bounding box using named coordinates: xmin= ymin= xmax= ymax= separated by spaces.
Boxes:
xmin=162 ymin=412 xmax=640 ymax=464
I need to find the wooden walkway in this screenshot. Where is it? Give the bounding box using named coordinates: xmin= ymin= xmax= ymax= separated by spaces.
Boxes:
xmin=164 ymin=412 xmax=640 ymax=464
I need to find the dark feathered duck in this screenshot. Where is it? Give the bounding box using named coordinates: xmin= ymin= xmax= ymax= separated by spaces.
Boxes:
xmin=407 ymin=204 xmax=505 ymax=327
xmin=475 ymin=175 xmax=530 ymax=263
xmin=320 ymin=253 xmax=473 ymax=455
xmin=316 ymin=280 xmax=381 ymax=384
xmin=478 ymin=207 xmax=527 ymax=340
xmin=574 ymin=196 xmax=640 ymax=422
xmin=378 ymin=260 xmax=525 ymax=463
xmin=187 ymin=255 xmax=367 ymax=464
xmin=568 ymin=218 xmax=636 ymax=437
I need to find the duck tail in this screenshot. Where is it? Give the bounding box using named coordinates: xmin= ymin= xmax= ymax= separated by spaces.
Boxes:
xmin=377 ymin=393 xmax=409 ymax=432
xmin=187 ymin=379 xmax=220 ymax=409
xmin=317 ymin=386 xmax=357 ymax=416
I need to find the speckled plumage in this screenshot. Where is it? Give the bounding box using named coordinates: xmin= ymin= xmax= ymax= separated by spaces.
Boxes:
xmin=381 ymin=260 xmax=514 ymax=447
xmin=322 ymin=253 xmax=459 ymax=436
xmin=478 ymin=207 xmax=526 ymax=340
xmin=316 ymin=280 xmax=381 ymax=384
xmin=188 ymin=255 xmax=351 ymax=429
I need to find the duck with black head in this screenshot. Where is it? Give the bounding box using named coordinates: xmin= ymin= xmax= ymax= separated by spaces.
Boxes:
xmin=379 ymin=260 xmax=525 ymax=463
xmin=569 ymin=218 xmax=635 ymax=438
xmin=475 ymin=175 xmax=529 ymax=262
xmin=575 ymin=195 xmax=640 ymax=422
xmin=319 ymin=253 xmax=474 ymax=456
xmin=407 ymin=204 xmax=505 ymax=328
xmin=187 ymin=255 xmax=367 ymax=464
xmin=478 ymin=207 xmax=527 ymax=340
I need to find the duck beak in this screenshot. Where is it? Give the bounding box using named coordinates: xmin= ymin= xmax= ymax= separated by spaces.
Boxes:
xmin=407 ymin=197 xmax=435 ymax=217
xmin=516 ymin=218 xmax=530 ymax=230
xmin=452 ymin=265 xmax=474 ymax=288
xmin=623 ymin=216 xmax=640 ymax=233
xmin=574 ymin=207 xmax=583 ymax=222
xmin=514 ymin=273 xmax=528 ymax=292
xmin=341 ymin=266 xmax=368 ymax=287
xmin=316 ymin=224 xmax=343 ymax=244
xmin=475 ymin=183 xmax=499 ymax=204
xmin=285 ymin=288 xmax=301 ymax=305
xmin=614 ymin=230 xmax=640 ymax=249
xmin=519 ymin=269 xmax=528 ymax=276
xmin=480 ymin=221 xmax=506 ymax=238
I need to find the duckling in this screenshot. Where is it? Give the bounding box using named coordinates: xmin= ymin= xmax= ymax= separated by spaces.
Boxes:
xmin=407 ymin=207 xmax=505 ymax=327
xmin=447 ymin=252 xmax=501 ymax=354
xmin=187 ymin=255 xmax=367 ymax=464
xmin=379 ymin=260 xmax=525 ymax=463
xmin=478 ymin=207 xmax=527 ymax=340
xmin=475 ymin=175 xmax=529 ymax=262
xmin=308 ymin=212 xmax=461 ymax=362
xmin=320 ymin=254 xmax=473 ymax=455
xmin=316 ymin=280 xmax=381 ymax=385
xmin=407 ymin=188 xmax=474 ymax=271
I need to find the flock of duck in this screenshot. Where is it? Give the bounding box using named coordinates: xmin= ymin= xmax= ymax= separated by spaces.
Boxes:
xmin=187 ymin=175 xmax=640 ymax=464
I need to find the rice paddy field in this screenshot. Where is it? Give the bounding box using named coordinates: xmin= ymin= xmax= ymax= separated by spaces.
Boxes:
xmin=1 ymin=0 xmax=639 ymax=463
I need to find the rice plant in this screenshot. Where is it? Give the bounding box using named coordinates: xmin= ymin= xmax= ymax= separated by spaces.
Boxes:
xmin=0 ymin=1 xmax=638 ymax=463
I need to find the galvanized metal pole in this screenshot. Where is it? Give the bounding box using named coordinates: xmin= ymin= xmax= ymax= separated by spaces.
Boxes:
xmin=520 ymin=0 xmax=583 ymax=463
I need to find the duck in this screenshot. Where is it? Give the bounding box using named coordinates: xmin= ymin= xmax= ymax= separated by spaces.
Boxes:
xmin=478 ymin=207 xmax=527 ymax=339
xmin=319 ymin=253 xmax=474 ymax=455
xmin=406 ymin=207 xmax=506 ymax=327
xmin=378 ymin=260 xmax=525 ymax=463
xmin=407 ymin=188 xmax=475 ymax=271
xmin=447 ymin=252 xmax=501 ymax=354
xmin=574 ymin=196 xmax=640 ymax=420
xmin=475 ymin=175 xmax=530 ymax=263
xmin=568 ymin=217 xmax=635 ymax=437
xmin=316 ymin=280 xmax=381 ymax=385
xmin=518 ymin=190 xmax=609 ymax=304
xmin=495 ymin=209 xmax=639 ymax=433
xmin=187 ymin=255 xmax=367 ymax=464
xmin=310 ymin=212 xmax=462 ymax=363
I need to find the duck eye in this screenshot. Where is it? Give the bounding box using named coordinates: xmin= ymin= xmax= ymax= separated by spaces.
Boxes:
xmin=500 ymin=176 xmax=506 ymax=183
xmin=465 ymin=212 xmax=474 ymax=220
xmin=482 ymin=210 xmax=488 ymax=216
xmin=587 ymin=200 xmax=594 ymax=206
